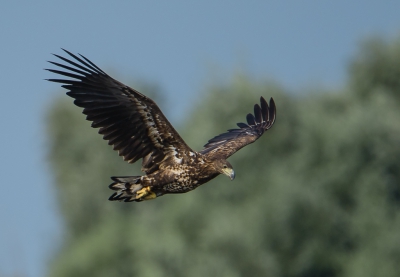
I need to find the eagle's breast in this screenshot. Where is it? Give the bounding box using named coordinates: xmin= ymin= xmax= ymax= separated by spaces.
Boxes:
xmin=159 ymin=157 xmax=211 ymax=193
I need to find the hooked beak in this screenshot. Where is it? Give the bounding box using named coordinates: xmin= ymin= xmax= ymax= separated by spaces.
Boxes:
xmin=222 ymin=168 xmax=235 ymax=180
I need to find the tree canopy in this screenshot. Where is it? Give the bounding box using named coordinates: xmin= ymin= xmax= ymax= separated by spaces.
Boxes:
xmin=46 ymin=36 xmax=400 ymax=277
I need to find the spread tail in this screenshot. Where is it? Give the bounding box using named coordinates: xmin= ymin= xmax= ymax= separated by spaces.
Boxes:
xmin=108 ymin=176 xmax=144 ymax=202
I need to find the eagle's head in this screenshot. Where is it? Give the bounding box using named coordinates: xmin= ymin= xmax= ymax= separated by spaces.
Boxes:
xmin=214 ymin=159 xmax=235 ymax=180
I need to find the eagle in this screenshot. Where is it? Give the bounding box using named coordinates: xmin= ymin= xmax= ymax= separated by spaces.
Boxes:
xmin=47 ymin=49 xmax=276 ymax=202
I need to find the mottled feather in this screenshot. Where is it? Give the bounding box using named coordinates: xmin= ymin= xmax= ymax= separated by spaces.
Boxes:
xmin=46 ymin=49 xmax=193 ymax=173
xmin=46 ymin=50 xmax=276 ymax=203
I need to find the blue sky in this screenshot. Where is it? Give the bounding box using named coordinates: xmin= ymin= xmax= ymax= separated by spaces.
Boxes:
xmin=1 ymin=1 xmax=400 ymax=276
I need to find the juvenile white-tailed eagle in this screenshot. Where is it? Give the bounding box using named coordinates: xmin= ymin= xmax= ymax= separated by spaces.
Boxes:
xmin=47 ymin=49 xmax=276 ymax=202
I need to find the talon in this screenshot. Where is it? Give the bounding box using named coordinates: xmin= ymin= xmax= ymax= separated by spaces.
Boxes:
xmin=136 ymin=187 xmax=156 ymax=200
xmin=143 ymin=191 xmax=157 ymax=200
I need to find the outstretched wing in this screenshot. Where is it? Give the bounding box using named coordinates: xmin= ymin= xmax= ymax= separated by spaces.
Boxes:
xmin=46 ymin=49 xmax=193 ymax=171
xmin=200 ymin=97 xmax=276 ymax=159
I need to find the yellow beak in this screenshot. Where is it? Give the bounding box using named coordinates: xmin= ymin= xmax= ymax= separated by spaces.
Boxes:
xmin=222 ymin=168 xmax=235 ymax=180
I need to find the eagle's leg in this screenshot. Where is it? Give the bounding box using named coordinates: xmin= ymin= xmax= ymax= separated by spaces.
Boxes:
xmin=136 ymin=186 xmax=157 ymax=200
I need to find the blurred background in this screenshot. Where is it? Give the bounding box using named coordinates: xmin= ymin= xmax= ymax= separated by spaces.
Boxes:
xmin=2 ymin=1 xmax=400 ymax=276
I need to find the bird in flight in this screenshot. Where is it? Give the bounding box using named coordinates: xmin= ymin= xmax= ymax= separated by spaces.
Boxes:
xmin=47 ymin=49 xmax=276 ymax=202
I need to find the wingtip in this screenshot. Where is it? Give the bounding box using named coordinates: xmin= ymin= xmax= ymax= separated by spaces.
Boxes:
xmin=269 ymin=97 xmax=275 ymax=106
xmin=268 ymin=97 xmax=276 ymax=125
xmin=60 ymin=48 xmax=76 ymax=59
xmin=269 ymin=97 xmax=276 ymax=112
xmin=246 ymin=113 xmax=256 ymax=126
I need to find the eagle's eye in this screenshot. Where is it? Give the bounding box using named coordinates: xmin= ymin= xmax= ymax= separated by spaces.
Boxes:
xmin=223 ymin=165 xmax=227 ymax=168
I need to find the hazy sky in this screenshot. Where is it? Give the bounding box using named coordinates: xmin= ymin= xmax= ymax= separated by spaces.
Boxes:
xmin=1 ymin=1 xmax=400 ymax=276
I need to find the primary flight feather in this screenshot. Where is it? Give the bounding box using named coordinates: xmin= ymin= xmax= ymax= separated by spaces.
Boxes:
xmin=47 ymin=49 xmax=276 ymax=202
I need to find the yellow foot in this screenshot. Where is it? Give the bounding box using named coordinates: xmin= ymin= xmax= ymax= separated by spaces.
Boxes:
xmin=136 ymin=187 xmax=157 ymax=200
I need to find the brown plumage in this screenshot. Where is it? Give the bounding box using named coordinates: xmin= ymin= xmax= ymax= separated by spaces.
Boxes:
xmin=46 ymin=49 xmax=276 ymax=202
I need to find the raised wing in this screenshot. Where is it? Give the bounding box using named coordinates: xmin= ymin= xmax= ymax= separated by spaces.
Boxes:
xmin=46 ymin=49 xmax=193 ymax=171
xmin=200 ymin=97 xmax=276 ymax=159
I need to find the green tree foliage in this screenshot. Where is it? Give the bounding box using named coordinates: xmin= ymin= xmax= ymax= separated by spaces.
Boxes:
xmin=47 ymin=37 xmax=400 ymax=277
xmin=349 ymin=36 xmax=400 ymax=101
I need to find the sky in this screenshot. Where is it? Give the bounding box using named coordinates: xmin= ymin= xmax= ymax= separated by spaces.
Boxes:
xmin=1 ymin=1 xmax=400 ymax=276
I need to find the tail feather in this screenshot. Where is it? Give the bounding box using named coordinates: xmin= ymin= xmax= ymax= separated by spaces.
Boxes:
xmin=108 ymin=176 xmax=143 ymax=202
